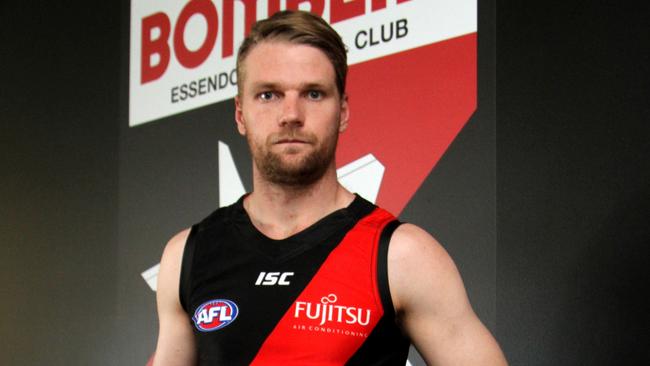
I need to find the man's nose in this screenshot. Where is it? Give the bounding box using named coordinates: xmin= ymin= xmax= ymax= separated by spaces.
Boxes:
xmin=279 ymin=93 xmax=303 ymax=127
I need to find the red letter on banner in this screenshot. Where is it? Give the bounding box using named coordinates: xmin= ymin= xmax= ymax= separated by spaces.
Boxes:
xmin=268 ymin=0 xmax=281 ymax=16
xmin=330 ymin=0 xmax=364 ymax=24
xmin=371 ymin=0 xmax=386 ymax=11
xmin=372 ymin=0 xmax=412 ymax=12
xmin=173 ymin=0 xmax=219 ymax=69
xmin=222 ymin=0 xmax=258 ymax=58
xmin=286 ymin=0 xmax=325 ymax=16
xmin=141 ymin=13 xmax=170 ymax=84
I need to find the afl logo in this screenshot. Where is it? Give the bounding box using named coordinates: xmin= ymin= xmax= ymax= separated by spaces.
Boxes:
xmin=192 ymin=299 xmax=239 ymax=332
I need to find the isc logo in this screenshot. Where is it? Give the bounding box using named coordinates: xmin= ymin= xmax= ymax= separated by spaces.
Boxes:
xmin=192 ymin=299 xmax=238 ymax=332
xmin=255 ymin=271 xmax=294 ymax=286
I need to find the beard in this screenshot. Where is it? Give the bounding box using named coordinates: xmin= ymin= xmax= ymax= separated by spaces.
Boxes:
xmin=249 ymin=128 xmax=338 ymax=187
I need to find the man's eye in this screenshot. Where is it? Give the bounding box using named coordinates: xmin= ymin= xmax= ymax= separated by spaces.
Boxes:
xmin=307 ymin=90 xmax=322 ymax=100
xmin=259 ymin=91 xmax=275 ymax=100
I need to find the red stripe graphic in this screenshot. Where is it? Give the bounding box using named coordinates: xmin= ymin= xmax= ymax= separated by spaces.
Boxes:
xmin=337 ymin=33 xmax=477 ymax=215
xmin=250 ymin=208 xmax=394 ymax=365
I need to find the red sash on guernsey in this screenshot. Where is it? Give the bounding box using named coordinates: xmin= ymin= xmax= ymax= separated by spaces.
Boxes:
xmin=251 ymin=208 xmax=395 ymax=365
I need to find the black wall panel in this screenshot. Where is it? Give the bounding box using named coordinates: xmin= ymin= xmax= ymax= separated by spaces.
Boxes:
xmin=0 ymin=3 xmax=121 ymax=365
xmin=496 ymin=2 xmax=650 ymax=364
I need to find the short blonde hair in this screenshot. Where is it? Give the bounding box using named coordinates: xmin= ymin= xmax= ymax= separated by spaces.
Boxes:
xmin=236 ymin=10 xmax=348 ymax=97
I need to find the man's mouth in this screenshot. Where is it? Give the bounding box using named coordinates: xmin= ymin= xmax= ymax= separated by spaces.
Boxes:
xmin=276 ymin=139 xmax=307 ymax=144
xmin=273 ymin=135 xmax=312 ymax=144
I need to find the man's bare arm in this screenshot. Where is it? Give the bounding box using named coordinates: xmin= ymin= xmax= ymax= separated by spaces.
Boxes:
xmin=153 ymin=229 xmax=197 ymax=366
xmin=389 ymin=224 xmax=507 ymax=365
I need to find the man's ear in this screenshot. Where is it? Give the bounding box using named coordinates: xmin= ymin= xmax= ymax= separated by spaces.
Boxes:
xmin=235 ymin=96 xmax=246 ymax=135
xmin=339 ymin=94 xmax=350 ymax=133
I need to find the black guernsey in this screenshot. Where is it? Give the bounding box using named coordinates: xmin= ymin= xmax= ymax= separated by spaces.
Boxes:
xmin=179 ymin=195 xmax=410 ymax=365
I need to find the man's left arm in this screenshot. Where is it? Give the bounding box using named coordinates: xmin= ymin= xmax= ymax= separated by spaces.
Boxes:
xmin=388 ymin=224 xmax=508 ymax=365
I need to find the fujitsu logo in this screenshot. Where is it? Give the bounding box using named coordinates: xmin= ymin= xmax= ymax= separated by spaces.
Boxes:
xmin=294 ymin=294 xmax=371 ymax=326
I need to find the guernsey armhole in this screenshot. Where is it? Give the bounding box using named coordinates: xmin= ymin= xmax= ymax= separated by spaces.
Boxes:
xmin=376 ymin=219 xmax=401 ymax=318
xmin=179 ymin=225 xmax=198 ymax=314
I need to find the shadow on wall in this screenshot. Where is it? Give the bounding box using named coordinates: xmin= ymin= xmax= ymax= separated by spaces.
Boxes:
xmin=557 ymin=191 xmax=649 ymax=364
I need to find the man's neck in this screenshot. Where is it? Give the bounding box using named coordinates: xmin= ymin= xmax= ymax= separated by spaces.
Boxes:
xmin=243 ymin=168 xmax=354 ymax=240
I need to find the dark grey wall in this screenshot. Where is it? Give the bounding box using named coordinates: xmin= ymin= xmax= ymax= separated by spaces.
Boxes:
xmin=0 ymin=2 xmax=121 ymax=366
xmin=496 ymin=2 xmax=650 ymax=365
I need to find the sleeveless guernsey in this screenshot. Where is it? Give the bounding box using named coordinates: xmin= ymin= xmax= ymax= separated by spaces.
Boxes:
xmin=179 ymin=195 xmax=410 ymax=365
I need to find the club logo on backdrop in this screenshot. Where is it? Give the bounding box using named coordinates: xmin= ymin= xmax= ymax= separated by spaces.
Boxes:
xmin=129 ymin=0 xmax=476 ymax=126
xmin=192 ymin=299 xmax=239 ymax=332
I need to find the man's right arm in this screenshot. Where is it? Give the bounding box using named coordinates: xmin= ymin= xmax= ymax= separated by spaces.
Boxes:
xmin=153 ymin=229 xmax=197 ymax=366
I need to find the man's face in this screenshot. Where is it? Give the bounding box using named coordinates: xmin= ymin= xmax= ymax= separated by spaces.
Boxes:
xmin=235 ymin=41 xmax=349 ymax=186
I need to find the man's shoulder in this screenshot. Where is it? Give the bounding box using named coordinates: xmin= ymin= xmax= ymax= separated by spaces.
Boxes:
xmin=389 ymin=223 xmax=451 ymax=266
xmin=390 ymin=223 xmax=448 ymax=260
xmin=194 ymin=195 xmax=246 ymax=232
xmin=388 ymin=223 xmax=457 ymax=284
xmin=162 ymin=228 xmax=192 ymax=263
xmin=162 ymin=195 xmax=246 ymax=261
xmin=387 ymin=223 xmax=465 ymax=314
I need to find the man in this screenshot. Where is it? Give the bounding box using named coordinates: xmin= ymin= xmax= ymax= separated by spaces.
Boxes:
xmin=154 ymin=10 xmax=507 ymax=366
